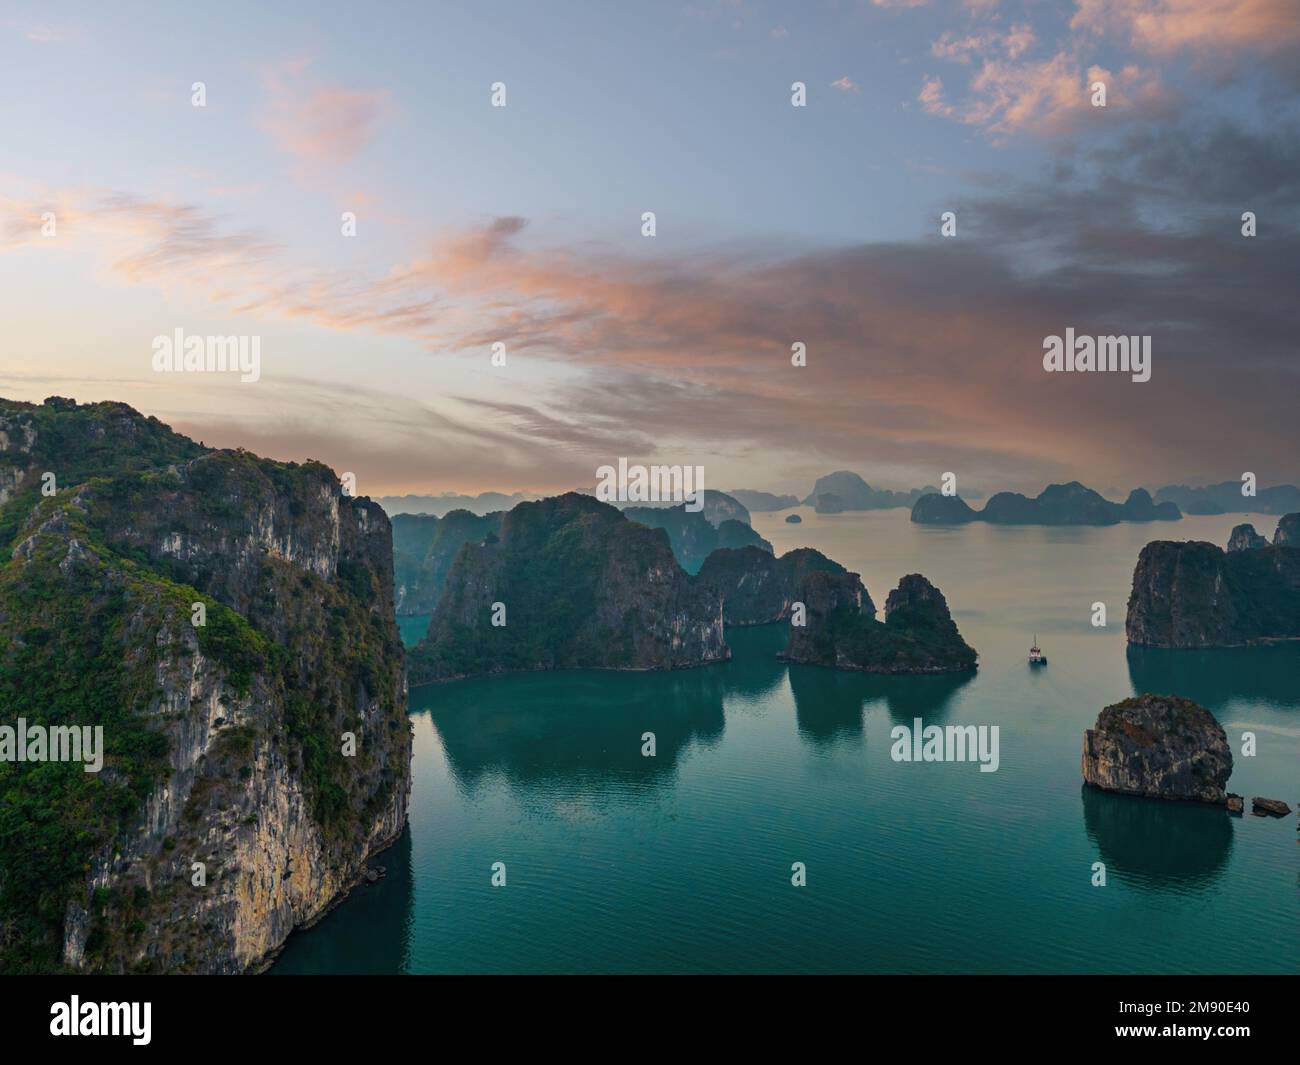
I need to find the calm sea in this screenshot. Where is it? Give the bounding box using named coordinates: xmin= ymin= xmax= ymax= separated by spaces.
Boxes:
xmin=272 ymin=509 xmax=1298 ymax=974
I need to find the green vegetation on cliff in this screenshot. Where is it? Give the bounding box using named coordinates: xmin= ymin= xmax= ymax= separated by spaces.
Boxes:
xmin=0 ymin=397 xmax=410 ymax=973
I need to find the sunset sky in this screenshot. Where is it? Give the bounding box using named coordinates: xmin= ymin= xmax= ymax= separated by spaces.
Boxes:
xmin=2 ymin=0 xmax=1297 ymax=498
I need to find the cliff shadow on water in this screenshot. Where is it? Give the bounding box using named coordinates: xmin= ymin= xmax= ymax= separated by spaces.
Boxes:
xmin=411 ymin=625 xmax=797 ymax=796
xmin=1081 ymin=786 xmax=1234 ymax=889
xmin=269 ymin=828 xmax=414 ymax=975
xmin=1126 ymin=644 xmax=1300 ymax=714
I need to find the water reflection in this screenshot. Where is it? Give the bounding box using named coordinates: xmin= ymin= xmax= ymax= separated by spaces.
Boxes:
xmin=1126 ymin=644 xmax=1300 ymax=712
xmin=1081 ymin=786 xmax=1233 ymax=889
xmin=788 ymin=665 xmax=975 ymax=742
xmin=414 ymin=665 xmax=727 ymax=792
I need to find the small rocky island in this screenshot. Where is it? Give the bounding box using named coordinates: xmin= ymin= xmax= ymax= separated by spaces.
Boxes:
xmin=1081 ymin=694 xmax=1232 ymax=804
xmin=782 ymin=571 xmax=977 ymax=673
xmin=1126 ymin=516 xmax=1300 ymax=647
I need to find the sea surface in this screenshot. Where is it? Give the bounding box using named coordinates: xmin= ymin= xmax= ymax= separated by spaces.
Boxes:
xmin=272 ymin=509 xmax=1298 ymax=974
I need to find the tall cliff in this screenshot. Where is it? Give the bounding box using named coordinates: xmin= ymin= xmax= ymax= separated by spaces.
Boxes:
xmin=408 ymin=493 xmax=728 ymax=683
xmin=391 ymin=509 xmax=502 ymax=615
xmin=695 ymin=545 xmax=861 ymax=625
xmin=622 ymin=502 xmax=770 ymax=573
xmin=1125 ymin=535 xmax=1300 ymax=647
xmin=0 ymin=397 xmax=410 ymax=973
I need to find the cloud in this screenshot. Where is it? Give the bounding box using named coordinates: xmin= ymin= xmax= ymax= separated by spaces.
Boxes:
xmin=931 ymin=24 xmax=1036 ymax=63
xmin=6 ymin=115 xmax=1299 ymax=491
xmin=258 ymin=58 xmax=390 ymax=164
xmin=831 ymin=76 xmax=861 ymax=93
xmin=922 ymin=46 xmax=1168 ymax=136
xmin=1071 ymin=0 xmax=1300 ymax=60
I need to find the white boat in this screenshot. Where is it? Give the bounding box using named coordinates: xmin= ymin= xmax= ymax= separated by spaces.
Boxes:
xmin=1028 ymin=636 xmax=1047 ymax=666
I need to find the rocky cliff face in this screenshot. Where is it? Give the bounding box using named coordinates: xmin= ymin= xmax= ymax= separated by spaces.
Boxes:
xmin=0 ymin=398 xmax=410 ymax=974
xmin=783 ymin=571 xmax=976 ymax=673
xmin=1081 ymin=694 xmax=1232 ymax=803
xmin=408 ymin=493 xmax=728 ymax=683
xmin=1227 ymin=523 xmax=1268 ymax=552
xmin=623 ymin=502 xmax=770 ymax=573
xmin=1273 ymin=512 xmax=1300 ymax=546
xmin=1125 ymin=538 xmax=1300 ymax=647
xmin=695 ymin=545 xmax=860 ymax=626
xmin=391 ymin=509 xmax=502 ymax=615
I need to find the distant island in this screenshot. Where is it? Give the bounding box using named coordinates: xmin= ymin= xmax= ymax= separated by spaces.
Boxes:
xmin=1126 ymin=515 xmax=1300 ymax=647
xmin=409 ymin=493 xmax=976 ymax=682
xmin=912 ymin=482 xmax=1181 ymax=526
xmin=727 ymin=489 xmax=800 ymax=512
xmin=803 ymin=471 xmax=939 ymax=513
xmin=378 ymin=490 xmax=536 ymax=517
xmin=1154 ymin=481 xmax=1300 ymax=516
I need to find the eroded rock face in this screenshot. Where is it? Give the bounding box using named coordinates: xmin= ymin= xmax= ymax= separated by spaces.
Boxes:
xmin=783 ymin=571 xmax=976 ymax=674
xmin=1273 ymin=512 xmax=1300 ymax=547
xmin=408 ymin=493 xmax=728 ymax=682
xmin=695 ymin=545 xmax=861 ymax=626
xmin=1081 ymin=694 xmax=1232 ymax=804
xmin=1126 ymin=539 xmax=1300 ymax=647
xmin=622 ymin=501 xmax=770 ymax=573
xmin=0 ymin=398 xmax=410 ymax=974
xmin=391 ymin=509 xmax=502 ymax=616
xmin=1227 ymin=523 xmax=1269 ymax=552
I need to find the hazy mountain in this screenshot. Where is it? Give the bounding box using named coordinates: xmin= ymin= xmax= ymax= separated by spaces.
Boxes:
xmin=377 ymin=491 xmax=536 ymax=517
xmin=804 ymin=471 xmax=939 ymax=511
xmin=1154 ymin=481 xmax=1300 ymax=516
xmin=726 ymin=489 xmax=800 ymax=512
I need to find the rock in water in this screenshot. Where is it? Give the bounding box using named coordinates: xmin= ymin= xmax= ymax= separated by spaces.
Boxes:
xmin=910 ymin=493 xmax=978 ymax=524
xmin=784 ymin=571 xmax=976 ymax=673
xmin=1250 ymin=797 xmax=1291 ymax=817
xmin=1226 ymin=523 xmax=1269 ymax=552
xmin=1226 ymin=794 xmax=1244 ymax=814
xmin=1081 ymin=694 xmax=1232 ymax=804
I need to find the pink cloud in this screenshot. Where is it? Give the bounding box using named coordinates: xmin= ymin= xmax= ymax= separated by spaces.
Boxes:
xmin=258 ymin=58 xmax=390 ymax=165
xmin=1071 ymin=0 xmax=1300 ymax=57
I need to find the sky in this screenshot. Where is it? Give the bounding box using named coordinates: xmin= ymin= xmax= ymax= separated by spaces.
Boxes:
xmin=1 ymin=0 xmax=1297 ymax=499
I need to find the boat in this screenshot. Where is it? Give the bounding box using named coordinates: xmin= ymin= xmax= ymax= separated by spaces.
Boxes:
xmin=1028 ymin=636 xmax=1047 ymax=666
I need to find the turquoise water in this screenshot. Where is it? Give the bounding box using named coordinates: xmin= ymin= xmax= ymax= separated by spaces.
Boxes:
xmin=273 ymin=510 xmax=1298 ymax=974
